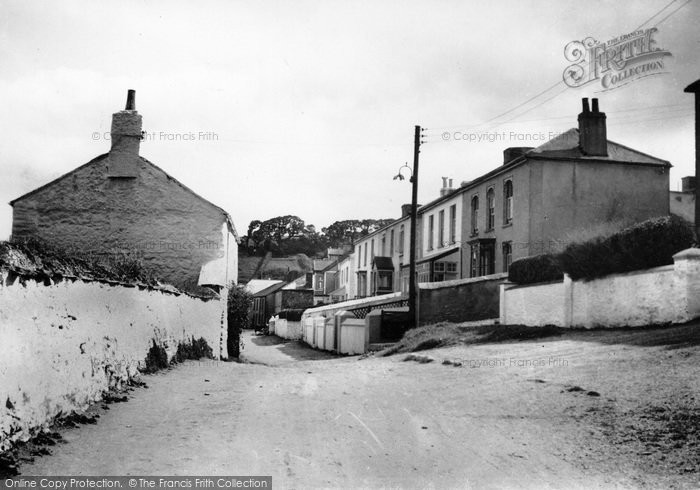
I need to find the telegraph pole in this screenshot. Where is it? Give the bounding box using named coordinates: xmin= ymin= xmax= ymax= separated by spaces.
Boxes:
xmin=684 ymin=80 xmax=700 ymax=240
xmin=408 ymin=125 xmax=421 ymax=330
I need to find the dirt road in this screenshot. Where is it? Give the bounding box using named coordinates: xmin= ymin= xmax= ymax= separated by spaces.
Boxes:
xmin=20 ymin=327 xmax=700 ymax=489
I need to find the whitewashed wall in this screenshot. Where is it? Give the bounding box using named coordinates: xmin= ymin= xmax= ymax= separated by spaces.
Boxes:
xmin=500 ymin=280 xmax=566 ymax=326
xmin=338 ymin=319 xmax=367 ymax=355
xmin=272 ymin=319 xmax=303 ymax=340
xmin=302 ymin=318 xmax=314 ymax=346
xmin=323 ymin=321 xmax=335 ymax=351
xmin=0 ymin=276 xmax=223 ymax=452
xmin=570 ymin=266 xmax=684 ymax=327
xmin=500 ymin=248 xmax=700 ymax=328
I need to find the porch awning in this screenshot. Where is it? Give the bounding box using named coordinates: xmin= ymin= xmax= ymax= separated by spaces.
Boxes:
xmin=372 ymin=256 xmax=394 ymax=271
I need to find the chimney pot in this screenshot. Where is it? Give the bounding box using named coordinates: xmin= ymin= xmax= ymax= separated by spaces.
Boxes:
xmin=126 ymin=89 xmax=136 ymax=110
xmin=582 ymin=98 xmax=590 ymax=113
xmin=592 ymin=98 xmax=599 ymax=112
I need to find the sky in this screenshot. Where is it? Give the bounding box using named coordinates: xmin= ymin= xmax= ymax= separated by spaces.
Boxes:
xmin=0 ymin=0 xmax=698 ymax=240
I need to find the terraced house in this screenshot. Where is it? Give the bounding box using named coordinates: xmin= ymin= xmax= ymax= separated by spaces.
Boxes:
xmin=348 ymin=97 xmax=671 ymax=299
xmin=353 ymin=210 xmax=410 ymax=298
xmin=458 ymin=97 xmax=669 ymax=275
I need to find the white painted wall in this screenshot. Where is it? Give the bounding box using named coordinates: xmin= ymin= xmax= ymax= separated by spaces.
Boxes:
xmin=500 ymin=248 xmax=700 ymax=328
xmin=500 ymin=280 xmax=566 ymax=326
xmin=302 ymin=317 xmax=314 ymax=346
xmin=323 ymin=321 xmax=335 ymax=351
xmin=570 ymin=266 xmax=684 ymax=327
xmin=339 ymin=319 xmax=367 ymax=355
xmin=273 ymin=319 xmax=303 ymax=340
xmin=0 ymin=277 xmax=223 ymax=452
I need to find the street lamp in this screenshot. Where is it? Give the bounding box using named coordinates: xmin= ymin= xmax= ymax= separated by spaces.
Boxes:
xmin=394 ymin=126 xmax=422 ymax=330
xmin=393 ymin=163 xmax=411 ymax=181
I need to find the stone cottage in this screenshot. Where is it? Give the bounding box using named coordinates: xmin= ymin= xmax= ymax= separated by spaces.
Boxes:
xmin=9 ymin=90 xmax=238 ymax=294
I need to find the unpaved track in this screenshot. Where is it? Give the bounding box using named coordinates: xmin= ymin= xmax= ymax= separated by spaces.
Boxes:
xmin=21 ymin=329 xmax=700 ymax=488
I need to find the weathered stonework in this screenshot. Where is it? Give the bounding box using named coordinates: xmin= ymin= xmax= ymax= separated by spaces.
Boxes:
xmin=10 ymin=94 xmax=237 ymax=293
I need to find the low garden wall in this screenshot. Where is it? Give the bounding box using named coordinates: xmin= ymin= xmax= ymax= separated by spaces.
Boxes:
xmin=499 ymin=280 xmax=566 ymax=327
xmin=500 ymin=248 xmax=700 ymax=328
xmin=418 ymin=273 xmax=507 ymax=325
xmin=270 ymin=318 xmax=302 ymax=340
xmin=0 ymin=275 xmax=223 ymax=452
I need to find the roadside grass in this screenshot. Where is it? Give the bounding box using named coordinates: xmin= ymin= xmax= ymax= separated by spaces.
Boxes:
xmin=381 ymin=322 xmax=564 ymax=356
xmin=380 ymin=319 xmax=700 ymax=357
xmin=473 ymin=323 xmax=563 ymax=343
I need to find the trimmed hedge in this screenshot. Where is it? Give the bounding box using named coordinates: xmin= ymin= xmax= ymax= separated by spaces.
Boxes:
xmin=508 ymin=253 xmax=563 ymax=285
xmin=507 ymin=216 xmax=695 ymax=284
xmin=558 ymin=215 xmax=695 ymax=281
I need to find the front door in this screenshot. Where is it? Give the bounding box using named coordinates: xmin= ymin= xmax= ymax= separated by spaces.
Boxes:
xmin=479 ymin=242 xmax=495 ymax=275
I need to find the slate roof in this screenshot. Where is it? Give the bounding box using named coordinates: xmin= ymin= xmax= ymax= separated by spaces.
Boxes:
xmin=9 ymin=154 xmax=240 ymax=240
xmin=245 ymin=279 xmax=283 ymax=295
xmin=527 ymin=128 xmax=670 ymax=165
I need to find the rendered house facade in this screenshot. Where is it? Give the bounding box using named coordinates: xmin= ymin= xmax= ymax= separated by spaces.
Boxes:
xmin=459 ymin=98 xmax=670 ymax=275
xmin=353 ymin=212 xmax=410 ymax=298
xmin=347 ymin=98 xmax=671 ymax=298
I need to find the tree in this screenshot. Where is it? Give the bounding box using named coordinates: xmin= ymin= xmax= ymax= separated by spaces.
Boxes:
xmin=226 ymin=283 xmax=253 ymax=359
xmin=241 ymin=216 xmax=397 ymax=256
xmin=322 ymin=218 xmax=396 ymax=247
xmin=242 ymin=215 xmax=310 ymax=255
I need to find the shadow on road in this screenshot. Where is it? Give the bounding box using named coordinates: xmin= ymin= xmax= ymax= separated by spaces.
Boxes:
xmin=242 ymin=330 xmax=339 ymax=365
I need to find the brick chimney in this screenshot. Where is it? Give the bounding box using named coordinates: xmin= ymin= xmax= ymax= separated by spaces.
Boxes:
xmin=503 ymin=147 xmax=534 ymax=164
xmin=439 ymin=177 xmax=455 ymax=197
xmin=401 ymin=204 xmax=412 ymax=218
xmin=681 ymin=176 xmax=697 ymax=193
xmin=108 ymin=89 xmax=142 ymax=177
xmin=578 ymin=97 xmax=607 ymax=157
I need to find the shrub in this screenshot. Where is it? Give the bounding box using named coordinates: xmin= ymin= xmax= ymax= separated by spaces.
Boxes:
xmin=227 ymin=283 xmax=253 ymax=358
xmin=2 ymin=237 xmax=158 ymax=286
xmin=277 ymin=309 xmax=305 ymax=321
xmin=508 ymin=253 xmax=563 ymax=284
xmin=141 ymin=339 xmax=168 ymax=373
xmin=172 ymin=336 xmax=213 ymax=363
xmin=559 ymin=215 xmax=695 ymax=280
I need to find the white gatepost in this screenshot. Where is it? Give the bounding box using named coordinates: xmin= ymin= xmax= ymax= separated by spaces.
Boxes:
xmin=673 ymin=248 xmax=700 ymax=322
xmin=335 ymin=310 xmax=356 ymax=354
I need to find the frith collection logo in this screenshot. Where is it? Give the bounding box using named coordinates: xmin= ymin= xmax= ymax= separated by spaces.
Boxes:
xmin=563 ymin=27 xmax=672 ymax=91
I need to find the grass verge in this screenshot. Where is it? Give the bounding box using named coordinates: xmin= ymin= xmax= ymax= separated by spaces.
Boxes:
xmin=381 ymin=322 xmax=564 ymax=356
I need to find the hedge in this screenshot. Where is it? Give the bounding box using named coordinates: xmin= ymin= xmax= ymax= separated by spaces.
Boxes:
xmin=507 ymin=216 xmax=695 ymax=284
xmin=508 ymin=253 xmax=563 ymax=285
xmin=558 ymin=215 xmax=695 ymax=281
xmin=277 ymin=309 xmax=305 ymax=321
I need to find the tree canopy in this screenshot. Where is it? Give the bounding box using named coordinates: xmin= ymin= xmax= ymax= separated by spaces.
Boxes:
xmin=241 ymin=216 xmax=394 ymax=257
